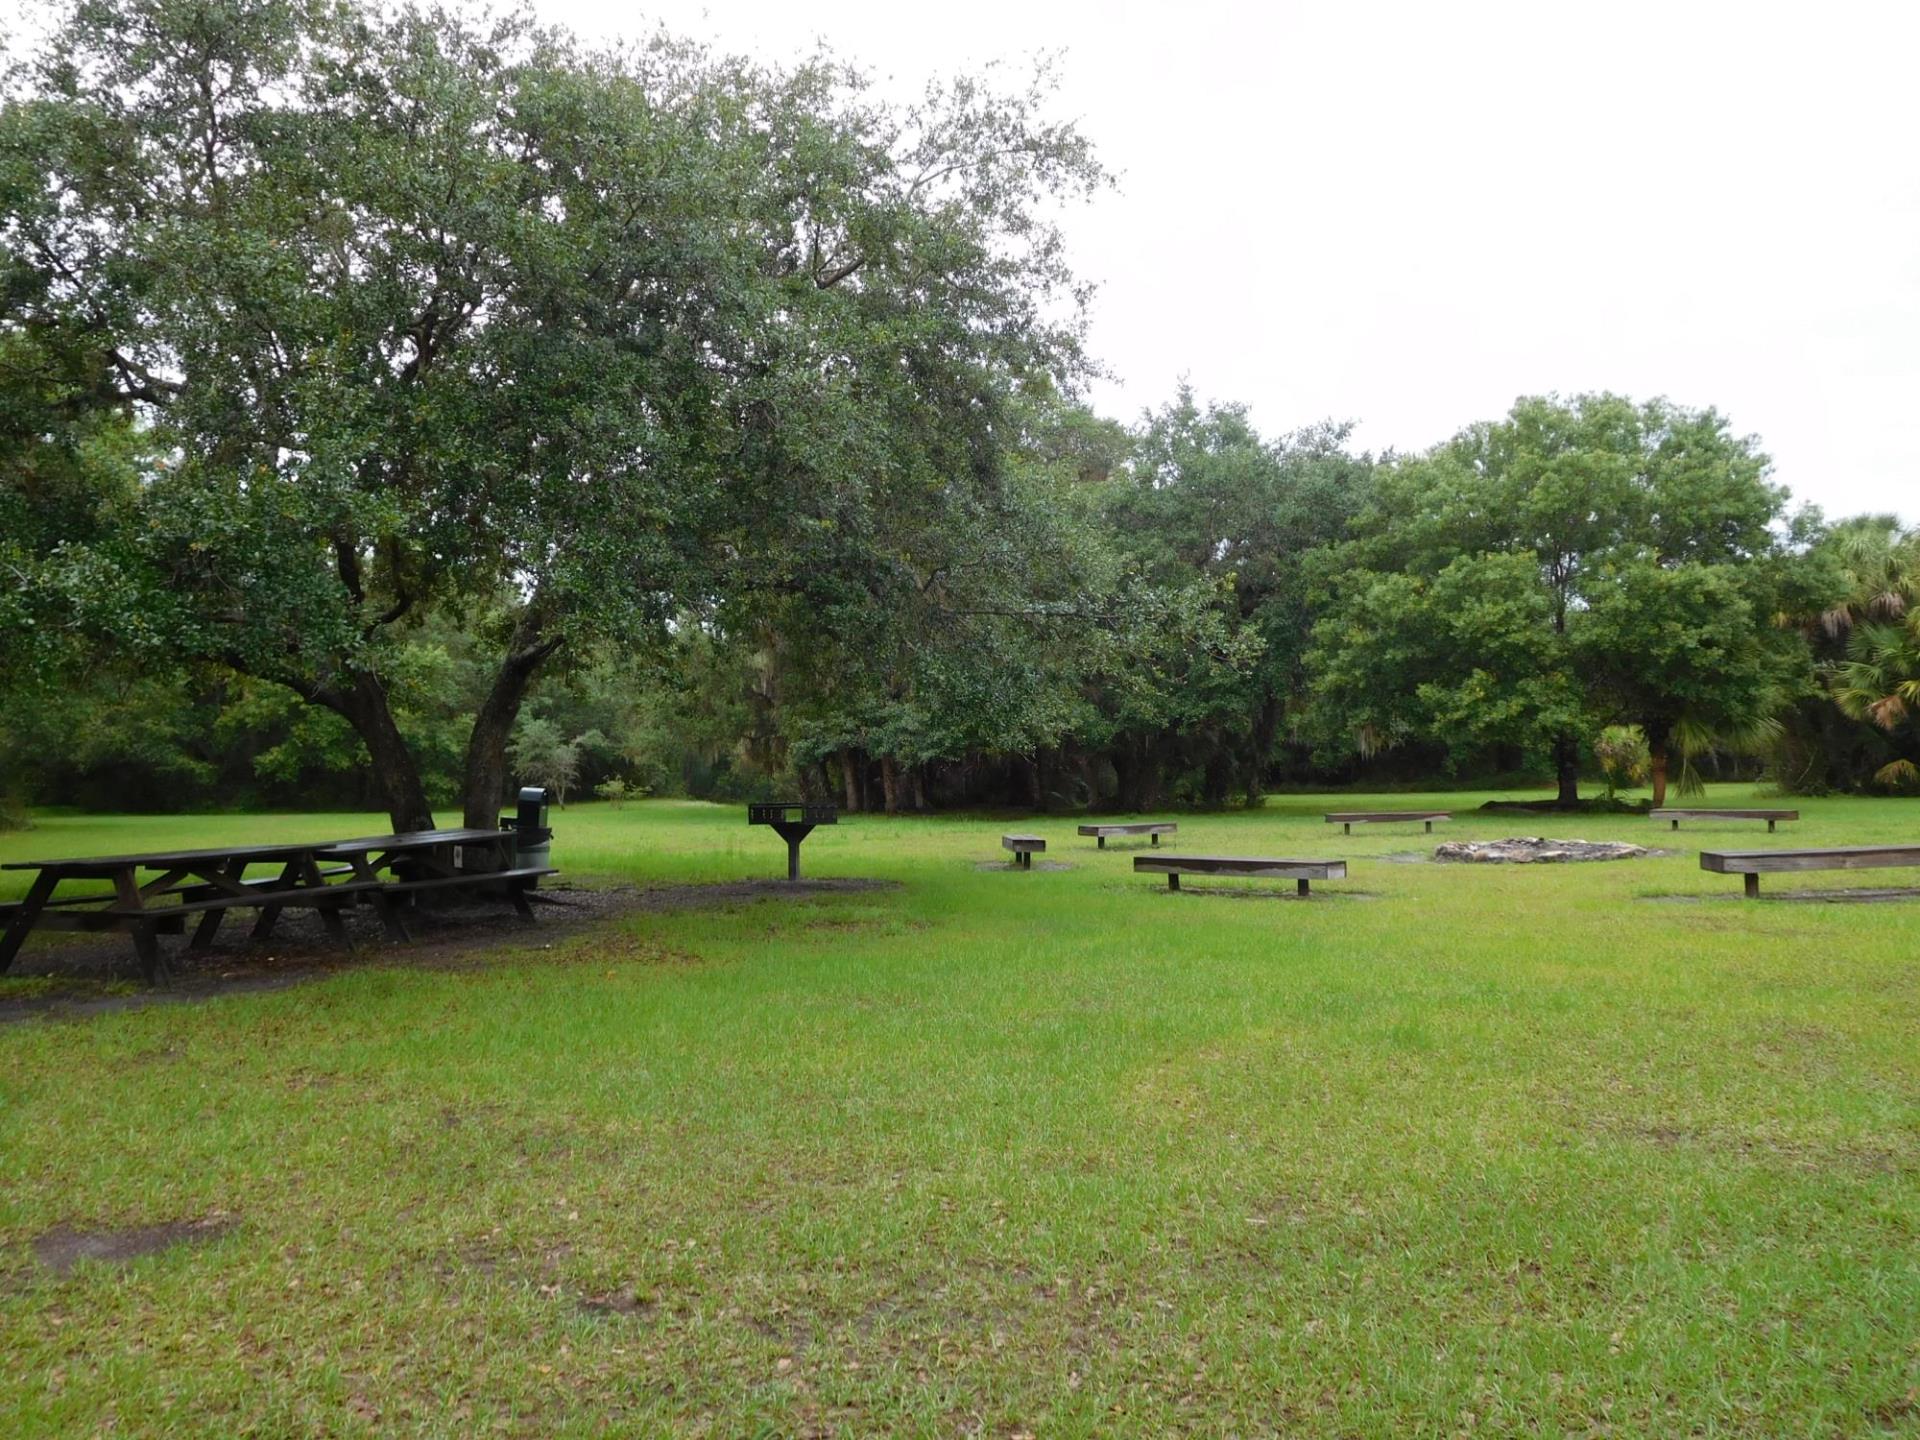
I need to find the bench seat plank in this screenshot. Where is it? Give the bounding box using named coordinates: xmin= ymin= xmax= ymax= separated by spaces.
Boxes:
xmin=1701 ymin=845 xmax=1920 ymax=898
xmin=1135 ymin=854 xmax=1347 ymax=895
xmin=1325 ymin=811 xmax=1449 ymax=833
xmin=1654 ymin=808 xmax=1797 ymax=831
xmin=1078 ymin=822 xmax=1175 ymax=848
xmin=1000 ymin=835 xmax=1045 ymax=869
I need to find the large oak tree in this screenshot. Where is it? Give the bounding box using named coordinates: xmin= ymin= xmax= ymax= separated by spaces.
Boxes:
xmin=1 ymin=0 xmax=1104 ymax=827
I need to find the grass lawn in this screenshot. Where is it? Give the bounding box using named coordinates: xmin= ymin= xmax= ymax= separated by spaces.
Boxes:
xmin=2 ymin=787 xmax=1918 ymax=1436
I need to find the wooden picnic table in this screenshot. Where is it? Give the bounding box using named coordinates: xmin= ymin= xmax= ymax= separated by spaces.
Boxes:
xmin=0 ymin=828 xmax=546 ymax=981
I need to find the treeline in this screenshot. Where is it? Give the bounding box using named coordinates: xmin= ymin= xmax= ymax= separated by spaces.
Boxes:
xmin=2 ymin=0 xmax=1916 ymax=820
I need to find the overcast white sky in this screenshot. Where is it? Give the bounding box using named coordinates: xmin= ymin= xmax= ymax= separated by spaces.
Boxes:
xmin=553 ymin=1 xmax=1917 ymax=519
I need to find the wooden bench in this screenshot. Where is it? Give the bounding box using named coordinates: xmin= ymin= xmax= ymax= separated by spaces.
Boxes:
xmin=1653 ymin=808 xmax=1798 ymax=832
xmin=1700 ymin=845 xmax=1920 ymax=898
xmin=1001 ymin=834 xmax=1045 ymax=869
xmin=1325 ymin=810 xmax=1450 ymax=835
xmin=1135 ymin=854 xmax=1347 ymax=896
xmin=1078 ymin=822 xmax=1176 ymax=849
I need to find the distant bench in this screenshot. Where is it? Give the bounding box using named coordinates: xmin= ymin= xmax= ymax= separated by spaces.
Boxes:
xmin=1701 ymin=844 xmax=1920 ymax=899
xmin=1653 ymin=808 xmax=1797 ymax=832
xmin=1079 ymin=822 xmax=1175 ymax=850
xmin=1001 ymin=834 xmax=1045 ymax=869
xmin=1135 ymin=854 xmax=1347 ymax=896
xmin=1325 ymin=810 xmax=1449 ymax=835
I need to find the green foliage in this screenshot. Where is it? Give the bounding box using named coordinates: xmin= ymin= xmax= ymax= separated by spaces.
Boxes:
xmin=2 ymin=0 xmax=1108 ymax=824
xmin=1307 ymin=393 xmax=1797 ymax=801
xmin=1593 ymin=726 xmax=1650 ymax=797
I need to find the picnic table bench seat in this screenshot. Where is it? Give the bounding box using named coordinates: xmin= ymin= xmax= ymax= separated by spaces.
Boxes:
xmin=1135 ymin=853 xmax=1347 ymax=896
xmin=1325 ymin=810 xmax=1450 ymax=834
xmin=1652 ymin=808 xmax=1798 ymax=832
xmin=1078 ymin=822 xmax=1176 ymax=849
xmin=1700 ymin=844 xmax=1920 ymax=898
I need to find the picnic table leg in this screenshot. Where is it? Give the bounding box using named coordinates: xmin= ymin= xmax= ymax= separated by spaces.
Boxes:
xmin=1744 ymin=873 xmax=1760 ymax=900
xmin=299 ymin=856 xmax=352 ymax=948
xmin=113 ymin=869 xmax=170 ymax=984
xmin=0 ymin=872 xmax=56 ymax=969
xmin=189 ymin=859 xmax=248 ymax=952
xmin=508 ymin=881 xmax=536 ymax=922
xmin=0 ymin=871 xmax=58 ymax=973
xmin=250 ymin=860 xmax=301 ymax=941
xmin=1297 ymin=878 xmax=1311 ymax=898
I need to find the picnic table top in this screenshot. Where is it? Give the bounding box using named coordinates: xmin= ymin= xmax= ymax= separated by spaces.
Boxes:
xmin=4 ymin=829 xmax=518 ymax=877
xmin=3 ymin=840 xmax=338 ymax=875
xmin=317 ymin=828 xmax=515 ymax=855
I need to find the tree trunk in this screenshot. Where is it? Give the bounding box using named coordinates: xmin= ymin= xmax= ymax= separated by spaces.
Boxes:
xmin=1645 ymin=719 xmax=1672 ymax=808
xmin=879 ymin=755 xmax=900 ymax=815
xmin=331 ymin=669 xmax=436 ymax=833
xmin=461 ymin=616 xmax=563 ymax=829
xmin=1554 ymin=733 xmax=1581 ymax=808
xmin=909 ymin=765 xmax=928 ymax=812
xmin=840 ymin=749 xmax=862 ymax=812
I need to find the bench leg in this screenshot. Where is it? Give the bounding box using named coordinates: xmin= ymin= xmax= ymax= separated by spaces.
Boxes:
xmin=1424 ymin=820 xmax=1432 ymax=833
xmin=1167 ymin=873 xmax=1179 ymax=892
xmin=1767 ymin=819 xmax=1776 ymax=833
xmin=1097 ymin=836 xmax=1105 ymax=849
xmin=1151 ymin=833 xmax=1158 ymax=846
xmin=0 ymin=872 xmax=57 ymax=973
xmin=1671 ymin=819 xmax=1679 ymax=831
xmin=1297 ymin=878 xmax=1310 ymax=898
xmin=1344 ymin=822 xmax=1351 ymax=835
xmin=1744 ymin=873 xmax=1760 ymax=900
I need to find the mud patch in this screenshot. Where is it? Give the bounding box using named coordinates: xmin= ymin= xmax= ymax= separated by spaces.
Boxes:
xmin=1644 ymin=887 xmax=1920 ymax=905
xmin=32 ymin=1216 xmax=238 ymax=1277
xmin=1378 ymin=851 xmax=1431 ymax=865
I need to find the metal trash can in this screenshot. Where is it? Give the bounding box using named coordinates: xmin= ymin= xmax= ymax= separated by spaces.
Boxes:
xmin=502 ymin=786 xmax=553 ymax=881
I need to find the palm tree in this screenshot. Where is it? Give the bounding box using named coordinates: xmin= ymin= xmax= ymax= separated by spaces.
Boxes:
xmin=1832 ymin=621 xmax=1920 ymax=788
xmin=1820 ymin=517 xmax=1920 ymax=789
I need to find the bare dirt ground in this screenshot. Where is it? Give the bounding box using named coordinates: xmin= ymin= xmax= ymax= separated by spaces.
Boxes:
xmin=0 ymin=877 xmax=895 ymax=1023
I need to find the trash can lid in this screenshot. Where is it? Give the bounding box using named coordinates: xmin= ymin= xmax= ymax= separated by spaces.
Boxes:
xmin=518 ymin=786 xmax=551 ymax=804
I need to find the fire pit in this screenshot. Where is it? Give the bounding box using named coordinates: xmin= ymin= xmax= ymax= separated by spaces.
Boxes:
xmin=1435 ymin=837 xmax=1649 ymax=864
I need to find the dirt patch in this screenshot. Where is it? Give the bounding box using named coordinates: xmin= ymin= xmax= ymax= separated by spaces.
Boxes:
xmin=32 ymin=1216 xmax=238 ymax=1277
xmin=1644 ymin=888 xmax=1920 ymax=905
xmin=0 ymin=878 xmax=895 ymax=1022
xmin=623 ymin=877 xmax=896 ymax=911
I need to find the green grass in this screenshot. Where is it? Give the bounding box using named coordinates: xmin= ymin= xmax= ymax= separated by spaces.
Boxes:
xmin=2 ymin=786 xmax=1918 ymax=1436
